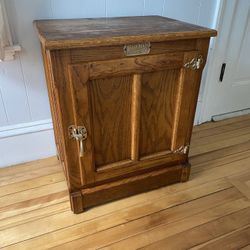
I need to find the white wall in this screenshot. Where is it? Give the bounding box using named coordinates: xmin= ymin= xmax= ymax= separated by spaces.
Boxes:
xmin=0 ymin=0 xmax=220 ymax=167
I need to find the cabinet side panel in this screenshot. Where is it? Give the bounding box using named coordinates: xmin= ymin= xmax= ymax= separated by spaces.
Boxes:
xmin=50 ymin=50 xmax=84 ymax=190
xmin=41 ymin=46 xmax=63 ymax=161
xmin=139 ymin=69 xmax=180 ymax=157
xmin=90 ymin=76 xmax=132 ymax=168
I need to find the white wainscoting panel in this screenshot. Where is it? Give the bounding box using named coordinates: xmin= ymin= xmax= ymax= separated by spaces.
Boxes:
xmin=0 ymin=89 xmax=8 ymax=126
xmin=144 ymin=0 xmax=165 ymax=16
xmin=0 ymin=119 xmax=55 ymax=167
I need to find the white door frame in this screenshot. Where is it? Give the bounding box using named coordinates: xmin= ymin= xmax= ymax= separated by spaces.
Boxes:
xmin=198 ymin=0 xmax=239 ymax=123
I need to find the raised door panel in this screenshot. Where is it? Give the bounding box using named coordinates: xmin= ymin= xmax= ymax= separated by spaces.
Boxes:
xmin=68 ymin=50 xmax=201 ymax=185
xmin=89 ymin=76 xmax=132 ymax=168
xmin=140 ymin=69 xmax=180 ymax=158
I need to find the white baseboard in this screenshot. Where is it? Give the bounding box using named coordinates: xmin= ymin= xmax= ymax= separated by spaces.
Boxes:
xmin=212 ymin=108 xmax=250 ymax=122
xmin=0 ymin=119 xmax=56 ymax=167
xmin=194 ymin=100 xmax=202 ymax=125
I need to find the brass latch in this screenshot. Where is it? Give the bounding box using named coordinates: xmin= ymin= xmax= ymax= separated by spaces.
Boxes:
xmin=173 ymin=145 xmax=190 ymax=154
xmin=184 ymin=55 xmax=204 ymax=70
xmin=68 ymin=125 xmax=87 ymax=157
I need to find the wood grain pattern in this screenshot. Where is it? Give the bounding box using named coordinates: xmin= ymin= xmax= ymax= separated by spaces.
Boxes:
xmin=131 ymin=74 xmax=141 ymax=161
xmin=140 ymin=69 xmax=180 ymax=157
xmin=34 ymin=16 xmax=217 ymax=49
xmin=90 ymin=75 xmax=132 ymax=168
xmin=95 ymin=153 xmax=184 ymax=181
xmin=172 ymin=40 xmax=210 ymax=151
xmin=142 ymin=207 xmax=250 ymax=250
xmin=68 ymin=65 xmax=95 ymax=185
xmin=0 ymin=115 xmax=250 ymax=249
xmin=41 ymin=46 xmax=61 ymax=160
xmin=81 ymin=165 xmax=182 ymax=209
xmin=50 ymin=50 xmax=83 ymax=191
xmin=194 ymin=226 xmax=250 ymax=250
xmin=88 ymin=52 xmax=184 ymax=79
xmin=69 ymin=40 xmax=197 ymax=63
xmin=37 ymin=16 xmax=215 ymax=213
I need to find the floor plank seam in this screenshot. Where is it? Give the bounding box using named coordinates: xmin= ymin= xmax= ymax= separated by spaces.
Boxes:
xmin=0 ymin=185 xmax=235 ymax=248
xmin=138 ymin=207 xmax=250 ymax=249
xmin=96 ymin=200 xmax=250 ymax=250
xmin=188 ymin=224 xmax=250 ymax=249
xmin=1 ymin=115 xmax=250 ymax=249
xmin=192 ymin=124 xmax=250 ymax=140
xmin=0 ymin=179 xmax=66 ymax=199
xmin=24 ymin=187 xmax=237 ymax=249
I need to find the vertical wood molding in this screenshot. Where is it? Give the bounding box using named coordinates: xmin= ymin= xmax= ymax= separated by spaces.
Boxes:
xmin=171 ymin=68 xmax=184 ymax=150
xmin=131 ymin=74 xmax=141 ymax=161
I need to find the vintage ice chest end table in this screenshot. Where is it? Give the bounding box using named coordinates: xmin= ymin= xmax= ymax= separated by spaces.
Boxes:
xmin=34 ymin=16 xmax=217 ymax=213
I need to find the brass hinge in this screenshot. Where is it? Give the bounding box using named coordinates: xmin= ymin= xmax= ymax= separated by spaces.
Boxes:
xmin=68 ymin=125 xmax=87 ymax=157
xmin=173 ymin=145 xmax=190 ymax=154
xmin=184 ymin=55 xmax=204 ymax=70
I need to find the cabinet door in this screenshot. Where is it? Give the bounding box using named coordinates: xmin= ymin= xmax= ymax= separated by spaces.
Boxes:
xmin=68 ymin=51 xmax=203 ymax=184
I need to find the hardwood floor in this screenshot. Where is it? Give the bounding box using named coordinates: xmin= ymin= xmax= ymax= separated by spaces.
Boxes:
xmin=0 ymin=114 xmax=250 ymax=250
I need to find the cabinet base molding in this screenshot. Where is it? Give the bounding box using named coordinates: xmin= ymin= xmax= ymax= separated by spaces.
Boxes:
xmin=70 ymin=191 xmax=84 ymax=214
xmin=181 ymin=162 xmax=191 ymax=182
xmin=70 ymin=164 xmax=189 ymax=213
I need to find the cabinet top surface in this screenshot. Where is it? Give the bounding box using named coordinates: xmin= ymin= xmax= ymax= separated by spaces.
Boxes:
xmin=34 ymin=15 xmax=217 ymax=50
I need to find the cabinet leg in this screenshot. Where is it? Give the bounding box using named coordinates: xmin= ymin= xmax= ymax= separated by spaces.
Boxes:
xmin=181 ymin=162 xmax=191 ymax=182
xmin=70 ymin=191 xmax=84 ymax=214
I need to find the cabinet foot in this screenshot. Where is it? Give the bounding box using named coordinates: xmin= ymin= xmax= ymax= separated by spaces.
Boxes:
xmin=70 ymin=191 xmax=84 ymax=214
xmin=181 ymin=162 xmax=191 ymax=182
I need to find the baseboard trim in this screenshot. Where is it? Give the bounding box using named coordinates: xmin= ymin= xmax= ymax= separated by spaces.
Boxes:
xmin=0 ymin=119 xmax=56 ymax=167
xmin=0 ymin=119 xmax=53 ymax=139
xmin=212 ymin=108 xmax=250 ymax=122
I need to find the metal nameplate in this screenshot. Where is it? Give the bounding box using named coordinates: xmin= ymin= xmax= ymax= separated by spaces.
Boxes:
xmin=123 ymin=42 xmax=151 ymax=56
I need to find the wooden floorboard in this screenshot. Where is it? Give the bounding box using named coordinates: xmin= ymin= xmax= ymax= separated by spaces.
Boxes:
xmin=0 ymin=115 xmax=250 ymax=249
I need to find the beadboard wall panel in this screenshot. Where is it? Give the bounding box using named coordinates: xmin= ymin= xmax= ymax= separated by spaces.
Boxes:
xmin=0 ymin=0 xmax=220 ymax=167
xmin=51 ymin=0 xmax=106 ymax=19
xmin=144 ymin=0 xmax=165 ymax=16
xmin=8 ymin=0 xmax=52 ymax=122
xmin=0 ymin=90 xmax=8 ymax=126
xmin=0 ymin=58 xmax=31 ymax=124
xmin=107 ymin=0 xmax=144 ymax=17
xmin=163 ymin=0 xmax=200 ymax=24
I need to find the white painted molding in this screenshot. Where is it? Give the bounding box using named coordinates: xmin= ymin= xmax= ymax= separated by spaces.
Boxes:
xmin=212 ymin=108 xmax=250 ymax=122
xmin=0 ymin=119 xmax=53 ymax=138
xmin=0 ymin=119 xmax=56 ymax=167
xmin=0 ymin=0 xmax=21 ymax=61
xmin=3 ymin=44 xmax=21 ymax=61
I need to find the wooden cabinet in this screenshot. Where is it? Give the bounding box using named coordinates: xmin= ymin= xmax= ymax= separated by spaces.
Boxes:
xmin=35 ymin=16 xmax=216 ymax=213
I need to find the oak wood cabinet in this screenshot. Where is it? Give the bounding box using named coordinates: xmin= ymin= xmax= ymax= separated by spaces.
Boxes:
xmin=35 ymin=16 xmax=216 ymax=213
